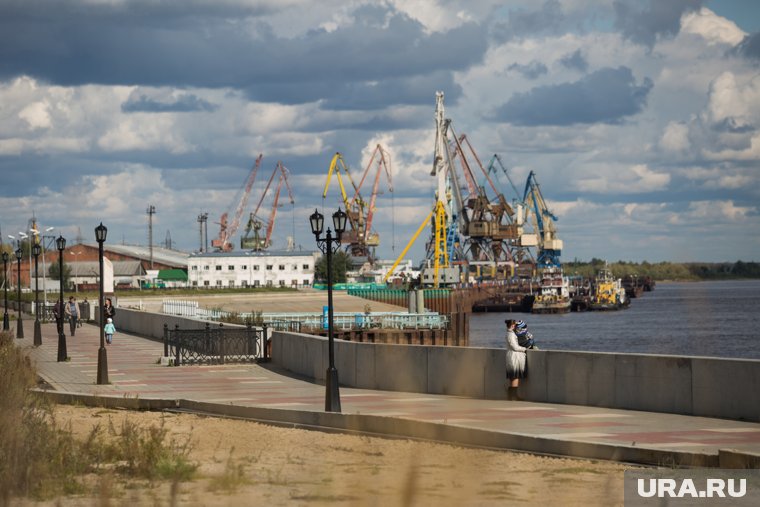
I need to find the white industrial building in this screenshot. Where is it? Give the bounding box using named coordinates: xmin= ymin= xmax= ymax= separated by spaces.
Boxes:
xmin=187 ymin=250 xmax=320 ymax=288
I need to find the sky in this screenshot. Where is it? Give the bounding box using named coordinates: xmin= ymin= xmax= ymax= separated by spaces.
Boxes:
xmin=1 ymin=0 xmax=759 ymax=264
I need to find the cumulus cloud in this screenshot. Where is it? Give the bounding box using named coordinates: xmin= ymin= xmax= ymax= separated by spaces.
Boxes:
xmin=660 ymin=121 xmax=690 ymax=152
xmin=493 ymin=67 xmax=653 ymax=126
xmin=613 ymin=0 xmax=704 ymax=47
xmin=1 ymin=1 xmax=758 ymax=262
xmin=18 ymin=101 xmax=52 ymax=130
xmin=0 ymin=2 xmax=487 ymax=109
xmin=734 ymin=32 xmax=760 ymax=60
xmin=575 ymin=164 xmax=671 ymax=194
xmin=558 ymin=49 xmax=588 ymax=72
xmin=681 ymin=7 xmax=745 ymax=46
xmin=507 ymin=60 xmax=549 ymax=80
xmin=122 ymin=92 xmax=218 ymax=113
xmin=491 ymin=0 xmax=565 ymax=44
xmin=684 ymin=200 xmax=756 ymax=222
xmin=97 ymin=116 xmax=191 ymax=154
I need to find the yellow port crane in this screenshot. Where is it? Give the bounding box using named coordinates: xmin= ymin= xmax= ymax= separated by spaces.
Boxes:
xmin=385 ymin=92 xmax=452 ymax=287
xmin=322 ymin=149 xmax=393 ymax=259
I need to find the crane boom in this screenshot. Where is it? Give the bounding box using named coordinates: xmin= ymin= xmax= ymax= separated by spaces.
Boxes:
xmin=264 ymin=162 xmax=294 ymax=247
xmin=212 ymin=154 xmax=263 ymax=251
xmin=357 ymin=144 xmax=393 ymax=242
xmin=523 ymin=170 xmax=562 ymax=268
xmin=323 ymin=152 xmax=361 ymax=210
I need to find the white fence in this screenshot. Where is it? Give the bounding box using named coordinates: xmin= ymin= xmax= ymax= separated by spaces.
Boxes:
xmin=162 ymin=299 xmax=200 ymax=317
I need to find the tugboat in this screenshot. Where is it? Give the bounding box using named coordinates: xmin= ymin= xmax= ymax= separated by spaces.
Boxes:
xmin=589 ymin=267 xmax=629 ymax=311
xmin=531 ymin=266 xmax=571 ymax=314
xmin=622 ymin=274 xmax=644 ymax=298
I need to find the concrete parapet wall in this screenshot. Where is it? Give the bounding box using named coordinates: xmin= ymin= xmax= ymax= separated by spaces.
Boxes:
xmin=271 ymin=331 xmax=760 ymax=422
xmin=104 ymin=307 xmax=238 ymax=342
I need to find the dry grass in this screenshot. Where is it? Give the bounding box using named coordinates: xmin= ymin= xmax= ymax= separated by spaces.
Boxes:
xmin=0 ymin=331 xmax=197 ymax=505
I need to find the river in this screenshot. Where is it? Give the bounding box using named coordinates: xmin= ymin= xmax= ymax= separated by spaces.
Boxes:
xmin=468 ymin=279 xmax=760 ymax=359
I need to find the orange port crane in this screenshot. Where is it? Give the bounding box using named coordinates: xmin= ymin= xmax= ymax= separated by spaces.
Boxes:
xmin=351 ymin=144 xmax=393 ymax=252
xmin=242 ymin=161 xmax=294 ymax=250
xmin=211 ymin=154 xmax=263 ymax=252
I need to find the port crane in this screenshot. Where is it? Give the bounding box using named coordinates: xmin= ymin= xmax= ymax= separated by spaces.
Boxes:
xmin=322 ymin=149 xmax=393 ymax=260
xmin=522 ymin=170 xmax=562 ymax=269
xmin=447 ymin=129 xmax=523 ymax=272
xmin=484 ymin=154 xmax=535 ymax=267
xmin=211 ymin=154 xmax=263 ymax=252
xmin=241 ymin=161 xmax=294 ymax=250
xmin=385 ymin=92 xmax=453 ymax=287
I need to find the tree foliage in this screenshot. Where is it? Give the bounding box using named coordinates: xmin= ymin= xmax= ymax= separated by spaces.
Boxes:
xmin=563 ymin=260 xmax=760 ymax=281
xmin=47 ymin=259 xmax=72 ymax=286
xmin=314 ymin=250 xmax=351 ymax=283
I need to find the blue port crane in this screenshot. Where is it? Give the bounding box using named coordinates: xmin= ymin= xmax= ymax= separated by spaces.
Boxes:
xmin=522 ymin=170 xmax=562 ymax=269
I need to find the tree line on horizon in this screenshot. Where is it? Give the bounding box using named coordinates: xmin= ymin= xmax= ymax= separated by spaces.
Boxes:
xmin=564 ymin=259 xmax=760 ymax=281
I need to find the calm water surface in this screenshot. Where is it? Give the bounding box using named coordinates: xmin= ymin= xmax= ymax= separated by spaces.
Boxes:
xmin=469 ymin=280 xmax=760 ymax=359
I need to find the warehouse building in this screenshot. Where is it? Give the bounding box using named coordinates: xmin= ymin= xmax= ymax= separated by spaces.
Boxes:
xmin=187 ymin=250 xmax=319 ymax=288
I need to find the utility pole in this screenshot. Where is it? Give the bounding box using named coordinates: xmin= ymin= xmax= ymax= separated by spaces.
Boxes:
xmin=197 ymin=213 xmax=205 ymax=252
xmin=197 ymin=212 xmax=208 ymax=252
xmin=204 ymin=214 xmax=209 ymax=252
xmin=147 ymin=205 xmax=156 ymax=269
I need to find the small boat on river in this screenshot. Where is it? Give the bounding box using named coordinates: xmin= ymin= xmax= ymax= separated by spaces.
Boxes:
xmin=589 ymin=267 xmax=629 ymax=311
xmin=531 ymin=266 xmax=571 ymax=314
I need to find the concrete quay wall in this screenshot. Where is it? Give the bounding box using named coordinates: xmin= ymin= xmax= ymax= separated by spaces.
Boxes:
xmin=272 ymin=330 xmax=760 ymax=422
xmin=106 ymin=309 xmax=759 ymax=422
xmin=105 ymin=307 xmax=240 ymax=342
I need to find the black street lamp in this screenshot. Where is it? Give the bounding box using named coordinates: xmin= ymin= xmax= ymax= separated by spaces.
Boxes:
xmin=32 ymin=243 xmax=42 ymax=346
xmin=309 ymin=207 xmax=347 ymax=412
xmin=15 ymin=247 xmax=23 ymax=339
xmin=56 ymin=235 xmax=67 ymax=362
xmin=95 ymin=222 xmax=108 ymax=385
xmin=2 ymin=251 xmax=9 ymax=331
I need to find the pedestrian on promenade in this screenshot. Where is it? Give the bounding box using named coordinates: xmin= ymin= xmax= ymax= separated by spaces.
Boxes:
xmin=64 ymin=296 xmax=81 ymax=337
xmin=53 ymin=299 xmax=64 ymax=335
xmin=104 ymin=318 xmax=115 ymax=345
xmin=80 ymin=297 xmax=90 ymax=324
xmin=104 ymin=297 xmax=115 ymax=323
xmin=505 ymin=319 xmax=528 ymax=401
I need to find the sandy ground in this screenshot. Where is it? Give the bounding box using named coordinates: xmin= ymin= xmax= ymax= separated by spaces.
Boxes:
xmin=118 ymin=290 xmax=405 ymax=314
xmin=21 ymin=404 xmax=633 ymax=506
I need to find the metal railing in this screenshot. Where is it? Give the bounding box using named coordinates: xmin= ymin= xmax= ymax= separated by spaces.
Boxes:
xmin=161 ymin=299 xmax=448 ymax=330
xmin=263 ymin=312 xmax=449 ymax=330
xmin=162 ymin=299 xmax=200 ymax=317
xmin=163 ymin=322 xmax=268 ymax=366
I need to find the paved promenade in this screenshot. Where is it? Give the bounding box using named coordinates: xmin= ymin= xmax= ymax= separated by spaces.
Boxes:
xmin=14 ymin=319 xmax=760 ymax=468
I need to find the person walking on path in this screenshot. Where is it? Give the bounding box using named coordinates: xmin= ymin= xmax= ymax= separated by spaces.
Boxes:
xmin=64 ymin=296 xmax=81 ymax=337
xmin=505 ymin=319 xmax=528 ymax=401
xmin=104 ymin=318 xmax=115 ymax=345
xmin=53 ymin=299 xmax=64 ymax=336
xmin=104 ymin=297 xmax=116 ymax=323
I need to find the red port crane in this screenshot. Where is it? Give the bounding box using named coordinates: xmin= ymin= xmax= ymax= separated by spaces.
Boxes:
xmin=211 ymin=154 xmax=263 ymax=251
xmin=241 ymin=161 xmax=294 ymax=250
